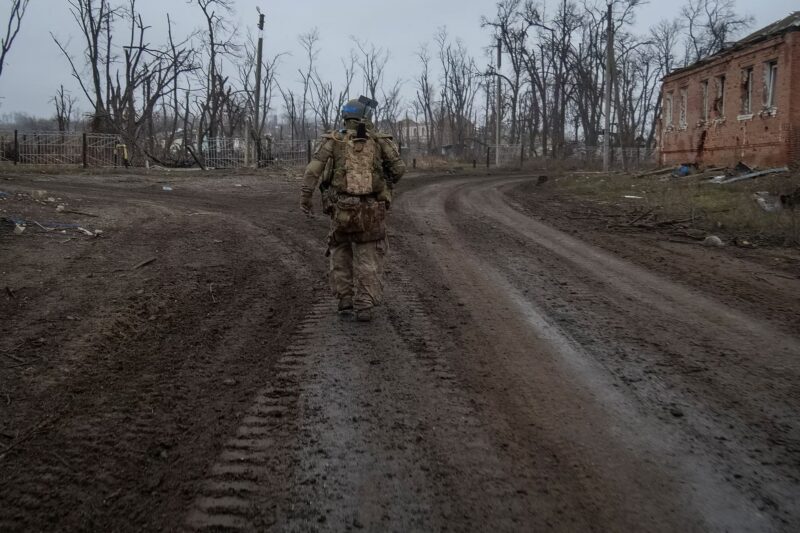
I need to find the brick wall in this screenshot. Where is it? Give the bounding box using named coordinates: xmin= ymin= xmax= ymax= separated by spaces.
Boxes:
xmin=658 ymin=31 xmax=799 ymax=168
xmin=789 ymin=34 xmax=800 ymax=168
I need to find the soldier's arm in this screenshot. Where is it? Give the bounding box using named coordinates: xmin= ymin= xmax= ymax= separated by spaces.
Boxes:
xmin=377 ymin=135 xmax=406 ymax=185
xmin=301 ymin=137 xmax=334 ymax=202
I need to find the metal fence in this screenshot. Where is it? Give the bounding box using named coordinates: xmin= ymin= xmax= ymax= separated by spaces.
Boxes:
xmin=401 ymin=144 xmax=524 ymax=169
xmin=0 ymin=130 xmax=121 ymax=167
xmin=566 ymin=145 xmax=657 ymax=170
xmin=203 ymin=137 xmax=311 ymax=169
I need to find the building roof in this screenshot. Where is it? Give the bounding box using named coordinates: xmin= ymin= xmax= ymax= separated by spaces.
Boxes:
xmin=664 ymin=11 xmax=800 ymax=80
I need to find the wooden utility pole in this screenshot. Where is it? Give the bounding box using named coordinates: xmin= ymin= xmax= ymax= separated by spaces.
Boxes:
xmin=253 ymin=10 xmax=266 ymax=166
xmin=603 ymin=1 xmax=614 ymax=172
xmin=495 ymin=38 xmax=502 ymax=167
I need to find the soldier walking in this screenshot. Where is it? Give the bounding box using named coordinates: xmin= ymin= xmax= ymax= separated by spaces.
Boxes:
xmin=301 ymin=97 xmax=406 ymax=322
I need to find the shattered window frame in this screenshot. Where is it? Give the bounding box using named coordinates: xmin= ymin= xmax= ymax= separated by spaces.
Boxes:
xmin=665 ymin=91 xmax=674 ymax=127
xmin=714 ymin=75 xmax=726 ymax=118
xmin=741 ymin=66 xmax=754 ymax=115
xmin=700 ymin=79 xmax=709 ymax=122
xmin=763 ymin=60 xmax=778 ymax=109
xmin=679 ymin=86 xmax=688 ymax=128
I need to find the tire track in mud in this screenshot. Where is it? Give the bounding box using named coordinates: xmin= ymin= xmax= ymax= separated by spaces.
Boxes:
xmin=0 ymin=198 xmax=321 ymax=532
xmin=184 ymin=267 xmax=563 ymax=531
xmin=184 ymin=298 xmax=334 ymax=531
xmin=393 ymin=176 xmax=785 ymax=531
xmin=453 ymin=178 xmax=800 ymax=525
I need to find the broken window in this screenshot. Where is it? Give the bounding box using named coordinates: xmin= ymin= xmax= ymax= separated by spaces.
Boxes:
xmin=700 ymin=80 xmax=709 ymax=121
xmin=763 ymin=60 xmax=778 ymax=108
xmin=741 ymin=66 xmax=753 ymax=115
xmin=679 ymin=87 xmax=688 ymax=127
xmin=714 ymin=75 xmax=726 ymax=117
xmin=665 ymin=91 xmax=674 ymax=126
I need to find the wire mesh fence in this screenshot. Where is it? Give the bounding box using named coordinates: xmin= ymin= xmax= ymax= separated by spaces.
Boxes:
xmin=0 ymin=131 xmax=121 ymax=166
xmin=567 ymin=145 xmax=657 ymax=170
xmin=260 ymin=139 xmax=311 ymax=168
xmin=202 ymin=137 xmax=311 ymax=169
xmin=0 ymin=131 xmax=14 ymax=163
xmin=0 ymin=130 xmax=658 ymax=172
xmin=400 ymin=144 xmax=523 ymax=169
xmin=493 ymin=144 xmax=523 ymax=167
xmin=203 ymin=137 xmax=247 ymax=169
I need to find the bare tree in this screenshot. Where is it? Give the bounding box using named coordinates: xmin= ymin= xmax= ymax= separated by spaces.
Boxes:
xmin=52 ymin=0 xmax=116 ymax=132
xmin=352 ymin=38 xmax=388 ymax=125
xmin=415 ymin=45 xmax=437 ymax=152
xmin=52 ymin=85 xmax=77 ymax=132
xmin=0 ymin=0 xmax=29 ymax=80
xmin=238 ymin=32 xmax=282 ymax=139
xmin=309 ymin=53 xmax=355 ymax=132
xmin=380 ymin=79 xmax=404 ymax=138
xmin=482 ymin=0 xmax=535 ymax=145
xmin=681 ymin=0 xmax=753 ymax=64
xmin=53 ymin=0 xmax=196 ymax=162
xmin=194 ymin=0 xmax=239 ymax=152
xmin=297 ymin=28 xmax=320 ymax=139
xmin=436 ymin=30 xmax=480 ymax=156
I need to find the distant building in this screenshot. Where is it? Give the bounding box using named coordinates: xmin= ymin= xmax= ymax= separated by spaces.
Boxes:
xmin=658 ymin=12 xmax=800 ymax=168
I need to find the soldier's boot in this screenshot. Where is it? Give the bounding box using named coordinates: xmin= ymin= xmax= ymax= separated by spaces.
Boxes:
xmin=338 ymin=296 xmax=354 ymax=314
xmin=356 ymin=307 xmax=373 ymax=322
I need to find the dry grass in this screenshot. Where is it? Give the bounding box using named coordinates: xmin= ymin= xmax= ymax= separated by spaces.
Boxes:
xmin=552 ymin=169 xmax=800 ymax=245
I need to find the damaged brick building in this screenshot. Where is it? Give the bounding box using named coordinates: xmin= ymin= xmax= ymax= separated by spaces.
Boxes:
xmin=658 ymin=12 xmax=800 ymax=169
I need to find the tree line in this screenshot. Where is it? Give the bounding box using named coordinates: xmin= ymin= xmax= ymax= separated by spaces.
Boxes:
xmin=0 ymin=0 xmax=753 ymax=165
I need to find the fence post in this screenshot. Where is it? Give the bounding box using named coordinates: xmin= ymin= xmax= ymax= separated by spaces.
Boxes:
xmin=473 ymin=159 xmax=476 ymax=169
xmin=13 ymin=130 xmax=18 ymax=165
xmin=486 ymin=147 xmax=490 ymax=168
xmin=306 ymin=139 xmax=312 ymax=164
xmin=82 ymin=133 xmax=87 ymax=168
xmin=412 ymin=158 xmax=416 ymax=169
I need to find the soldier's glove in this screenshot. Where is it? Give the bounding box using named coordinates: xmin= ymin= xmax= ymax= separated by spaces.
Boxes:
xmin=301 ymin=194 xmax=313 ymax=216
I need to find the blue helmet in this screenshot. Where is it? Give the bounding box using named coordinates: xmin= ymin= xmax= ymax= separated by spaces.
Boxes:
xmin=341 ymin=98 xmax=374 ymax=121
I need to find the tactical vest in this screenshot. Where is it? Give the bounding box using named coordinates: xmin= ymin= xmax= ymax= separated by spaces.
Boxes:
xmin=324 ymin=130 xmax=387 ymax=197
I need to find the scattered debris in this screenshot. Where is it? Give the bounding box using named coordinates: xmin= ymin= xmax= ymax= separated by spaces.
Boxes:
xmin=60 ymin=208 xmax=99 ymax=218
xmin=5 ymin=287 xmax=15 ymax=299
xmin=633 ymin=167 xmax=673 ymax=179
xmin=702 ymin=235 xmax=724 ymax=247
xmin=162 ymin=186 xmax=173 ymax=191
xmin=32 ymin=221 xmax=55 ymax=232
xmin=222 ymin=378 xmax=236 ymax=386
xmin=623 ymin=195 xmax=643 ymax=199
xmin=709 ymin=167 xmax=789 ymax=185
xmin=132 ymin=257 xmax=156 ymax=270
xmin=13 ymin=224 xmax=25 ymax=235
xmin=76 ymin=227 xmax=102 ymax=237
xmin=0 ymin=191 xmax=9 ymax=199
xmin=672 ymin=164 xmax=696 ymax=177
xmin=753 ymin=191 xmax=783 ymax=213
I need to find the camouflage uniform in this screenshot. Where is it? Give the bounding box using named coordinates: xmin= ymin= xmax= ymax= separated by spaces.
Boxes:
xmin=301 ymin=118 xmax=406 ymax=316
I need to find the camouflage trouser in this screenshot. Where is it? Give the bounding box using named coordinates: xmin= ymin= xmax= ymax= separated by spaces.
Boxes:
xmin=329 ymin=238 xmax=387 ymax=311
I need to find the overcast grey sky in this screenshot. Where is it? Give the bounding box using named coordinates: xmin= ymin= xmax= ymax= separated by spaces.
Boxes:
xmin=0 ymin=0 xmax=796 ymax=117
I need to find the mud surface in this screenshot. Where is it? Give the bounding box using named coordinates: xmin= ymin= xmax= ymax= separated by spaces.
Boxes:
xmin=1 ymin=172 xmax=798 ymax=531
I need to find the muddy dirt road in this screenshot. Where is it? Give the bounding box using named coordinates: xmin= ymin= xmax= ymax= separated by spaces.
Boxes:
xmin=1 ymin=172 xmax=799 ymax=531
